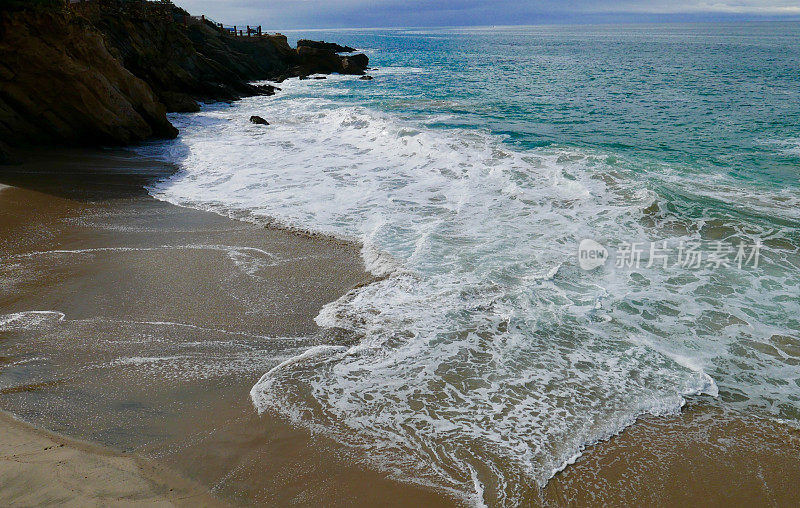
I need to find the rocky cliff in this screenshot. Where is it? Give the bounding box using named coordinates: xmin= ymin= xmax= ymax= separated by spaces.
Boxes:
xmin=0 ymin=5 xmax=177 ymax=147
xmin=297 ymin=39 xmax=357 ymax=53
xmin=83 ymin=3 xmax=297 ymax=112
xmin=0 ymin=0 xmax=369 ymax=156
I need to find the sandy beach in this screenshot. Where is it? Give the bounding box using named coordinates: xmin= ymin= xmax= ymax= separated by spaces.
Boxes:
xmin=0 ymin=410 xmax=221 ymax=507
xmin=3 ymin=0 xmax=800 ymax=504
xmin=0 ymin=148 xmax=454 ymax=506
xmin=1 ymin=148 xmax=799 ymax=506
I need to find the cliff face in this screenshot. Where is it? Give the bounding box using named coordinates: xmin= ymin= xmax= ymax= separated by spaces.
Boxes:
xmin=86 ymin=7 xmax=299 ymax=112
xmin=0 ymin=1 xmax=369 ymax=154
xmin=86 ymin=8 xmax=370 ymax=112
xmin=0 ymin=7 xmax=177 ymax=146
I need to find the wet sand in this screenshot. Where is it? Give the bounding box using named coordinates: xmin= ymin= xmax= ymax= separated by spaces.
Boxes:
xmin=544 ymin=404 xmax=800 ymax=507
xmin=1 ymin=149 xmax=799 ymax=506
xmin=0 ymin=149 xmax=455 ymax=507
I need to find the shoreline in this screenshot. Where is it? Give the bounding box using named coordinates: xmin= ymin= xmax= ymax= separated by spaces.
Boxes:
xmin=0 ymin=150 xmax=457 ymax=507
xmin=1 ymin=149 xmax=799 ymax=506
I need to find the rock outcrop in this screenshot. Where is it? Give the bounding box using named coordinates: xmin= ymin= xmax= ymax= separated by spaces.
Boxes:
xmin=297 ymin=39 xmax=356 ymax=53
xmin=80 ymin=5 xmax=369 ymax=110
xmin=0 ymin=1 xmax=369 ymax=150
xmin=86 ymin=6 xmax=298 ymax=112
xmin=0 ymin=6 xmax=177 ymax=146
xmin=0 ymin=141 xmax=19 ymax=165
xmin=290 ymin=46 xmax=368 ymax=78
xmin=346 ymin=53 xmax=369 ymax=69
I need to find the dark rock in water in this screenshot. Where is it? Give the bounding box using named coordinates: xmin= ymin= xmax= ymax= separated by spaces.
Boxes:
xmin=313 ymin=76 xmax=327 ymax=80
xmin=297 ymin=39 xmax=357 ymax=53
xmin=345 ymin=53 xmax=369 ymax=70
xmin=296 ymin=46 xmax=343 ymax=75
xmin=253 ymin=84 xmax=280 ymax=95
xmin=359 ymin=75 xmax=374 ymax=80
xmin=250 ymin=116 xmax=269 ymax=125
xmin=295 ymin=46 xmax=369 ymax=77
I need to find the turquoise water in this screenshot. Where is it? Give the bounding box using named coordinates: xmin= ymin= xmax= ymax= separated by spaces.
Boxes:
xmin=145 ymin=23 xmax=800 ymax=505
xmin=289 ymin=23 xmax=800 ymax=184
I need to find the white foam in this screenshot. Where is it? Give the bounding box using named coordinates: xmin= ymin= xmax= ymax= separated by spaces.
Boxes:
xmin=0 ymin=311 xmax=66 ymax=329
xmin=762 ymin=137 xmax=800 ymax=157
xmin=139 ymin=83 xmax=800 ymax=503
xmin=11 ymin=244 xmax=283 ymax=278
xmin=110 ymin=355 xmax=185 ymax=366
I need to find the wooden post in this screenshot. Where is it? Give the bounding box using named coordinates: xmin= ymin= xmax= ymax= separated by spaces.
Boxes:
xmin=258 ymin=26 xmax=262 ymax=36
xmin=233 ymin=25 xmax=237 ymax=36
xmin=247 ymin=25 xmax=251 ymax=36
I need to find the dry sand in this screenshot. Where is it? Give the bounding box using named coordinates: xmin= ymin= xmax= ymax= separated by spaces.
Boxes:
xmin=0 ymin=410 xmax=221 ymax=507
xmin=1 ymin=148 xmax=798 ymax=507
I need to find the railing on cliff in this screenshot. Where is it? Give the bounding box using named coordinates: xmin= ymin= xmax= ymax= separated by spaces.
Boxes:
xmin=217 ymin=23 xmax=265 ymax=37
xmin=67 ymin=1 xmax=267 ymax=38
xmin=190 ymin=15 xmax=265 ymax=37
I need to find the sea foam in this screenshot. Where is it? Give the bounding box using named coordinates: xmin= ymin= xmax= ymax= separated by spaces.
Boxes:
xmin=141 ymin=77 xmax=799 ymax=504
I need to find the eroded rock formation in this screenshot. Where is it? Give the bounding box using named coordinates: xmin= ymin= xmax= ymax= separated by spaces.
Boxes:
xmin=0 ymin=1 xmax=369 ymax=152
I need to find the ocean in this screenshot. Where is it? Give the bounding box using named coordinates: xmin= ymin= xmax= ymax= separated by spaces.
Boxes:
xmin=142 ymin=23 xmax=800 ymax=505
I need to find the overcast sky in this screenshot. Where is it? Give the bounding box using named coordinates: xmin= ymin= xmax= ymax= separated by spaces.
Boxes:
xmin=175 ymin=0 xmax=800 ymax=29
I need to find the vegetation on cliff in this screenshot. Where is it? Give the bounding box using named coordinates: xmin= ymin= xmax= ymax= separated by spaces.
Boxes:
xmin=2 ymin=0 xmax=65 ymax=12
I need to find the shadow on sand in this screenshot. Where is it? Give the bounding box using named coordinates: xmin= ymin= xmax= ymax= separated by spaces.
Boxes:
xmin=0 ymin=144 xmax=186 ymax=201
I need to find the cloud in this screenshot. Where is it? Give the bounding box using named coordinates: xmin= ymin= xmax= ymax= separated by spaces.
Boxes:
xmin=173 ymin=0 xmax=800 ymax=28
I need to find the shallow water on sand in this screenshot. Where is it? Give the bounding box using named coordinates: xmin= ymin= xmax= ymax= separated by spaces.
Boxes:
xmin=0 ymin=173 xmax=451 ymax=506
